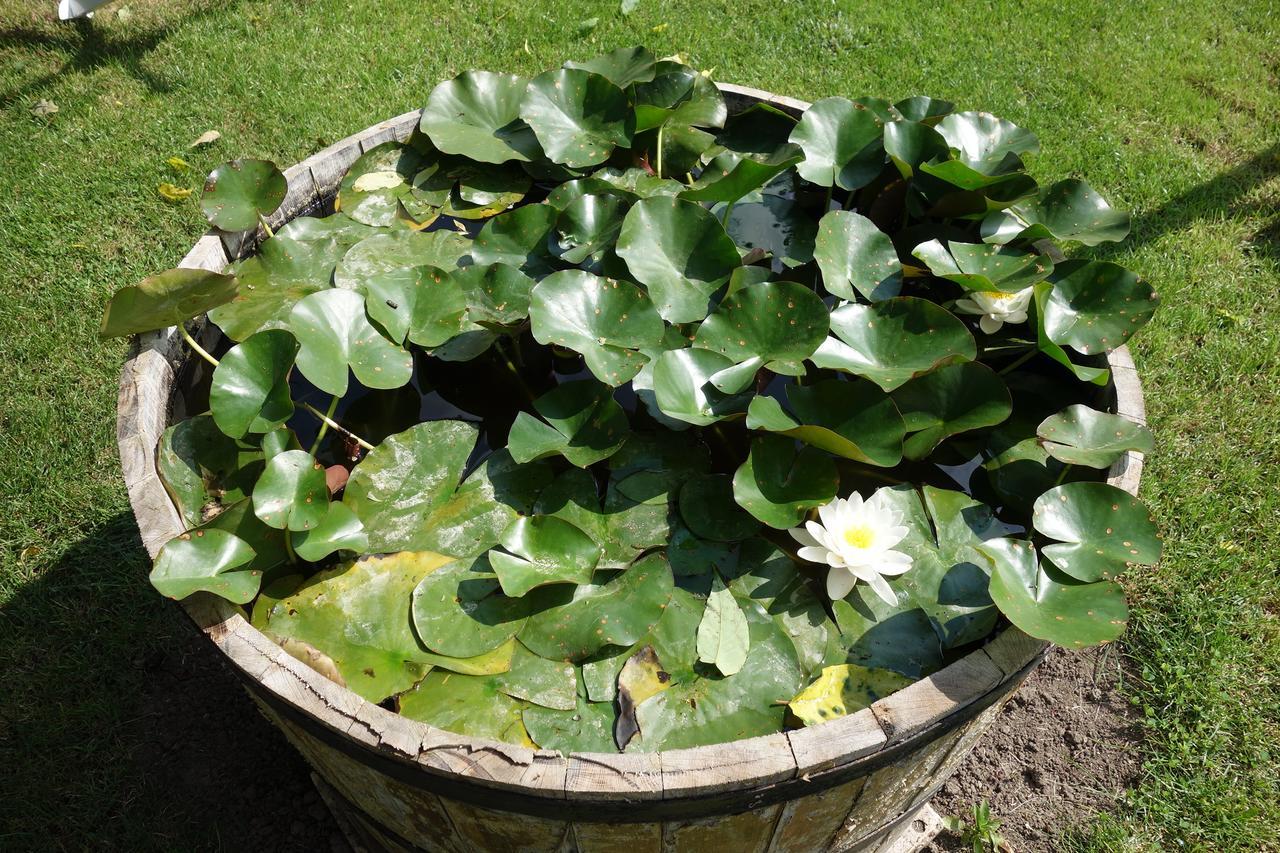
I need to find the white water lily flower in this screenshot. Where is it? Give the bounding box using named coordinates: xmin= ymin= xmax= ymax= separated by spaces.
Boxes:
xmin=788 ymin=492 xmax=913 ymax=607
xmin=954 ymin=287 xmax=1034 ymax=334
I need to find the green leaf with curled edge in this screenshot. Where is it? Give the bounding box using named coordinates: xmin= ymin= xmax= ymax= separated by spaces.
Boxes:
xmin=200 ymin=158 xmax=286 ymax=231
xmin=934 ymin=111 xmax=1039 ymax=176
xmin=529 ymin=270 xmax=664 ymax=386
xmin=811 ymin=297 xmax=976 ymax=392
xmin=882 ymin=120 xmax=950 ymax=178
xmin=342 ymin=421 xmax=477 ymax=555
xmin=615 ymin=196 xmax=740 ymax=323
xmin=523 ymin=675 xmax=619 ymax=752
xmin=693 ymin=281 xmax=828 ymax=390
xmin=398 ymin=670 xmax=533 ymax=746
xmin=980 ymin=537 xmax=1129 ymax=648
xmin=628 ymin=596 xmax=803 ymax=751
xmin=150 ymin=528 xmax=258 ymax=604
xmin=1030 ymin=282 xmax=1110 ymax=386
xmin=537 ymin=470 xmax=669 ymax=569
xmin=292 ymin=502 xmax=368 ymax=562
xmin=335 ymin=142 xmax=428 ymax=227
xmin=411 ymin=555 xmax=531 ymax=658
xmin=207 ymin=234 xmax=339 ymax=342
xmin=1032 ymin=482 xmax=1161 ymax=583
xmin=722 ymin=194 xmax=817 ymax=270
xmin=890 ymin=362 xmax=1012 ymax=460
xmin=444 ymin=162 xmax=533 ymax=220
xmin=910 ymin=239 xmax=1053 ymax=294
xmin=1042 ymin=260 xmax=1159 ymax=356
xmin=652 ymin=347 xmax=752 ymax=426
xmin=697 ymin=572 xmax=751 ymax=676
xmin=208 ymin=329 xmax=297 ymax=439
xmin=519 ymin=68 xmax=633 ymax=168
xmin=252 ymin=449 xmax=329 ymax=532
xmin=551 ymin=192 xmax=628 ymax=268
xmin=469 ymin=203 xmax=559 ymax=275
xmin=631 ymin=60 xmax=727 ymax=132
xmin=813 ymin=210 xmax=902 ymax=302
xmin=518 ymin=552 xmax=675 ymax=662
xmin=564 ymin=46 xmax=658 ymax=88
xmin=745 ymin=378 xmax=906 ymax=467
xmin=253 ymin=551 xmax=457 ymax=702
xmin=787 ymin=664 xmax=915 ymax=727
xmin=157 ymin=415 xmax=262 ymax=527
xmin=680 ymin=144 xmax=804 ymax=205
xmin=788 ymin=96 xmax=884 ymax=190
xmin=197 ymin=498 xmax=287 ymax=576
xmin=678 ymin=474 xmax=760 ymax=543
xmin=732 ymin=434 xmax=839 ymax=529
xmin=332 ymin=230 xmax=469 ymax=290
xmin=350 ymin=264 xmax=465 ymax=346
xmin=981 ymin=178 xmax=1131 ymax=246
xmin=419 ymin=70 xmax=539 ymax=164
xmin=507 ymin=379 xmax=629 ymax=468
xmin=715 ymin=101 xmax=798 ymax=157
xmin=893 ymin=96 xmax=954 ymax=123
xmin=593 ymin=166 xmax=684 ymax=198
xmin=287 ymin=289 xmax=413 ymax=396
xmin=100 ymin=268 xmax=238 ymax=338
xmin=545 ymin=177 xmax=637 ymax=210
xmin=453 ymin=262 xmax=534 ymax=328
xmin=489 ymin=515 xmax=602 ymax=598
xmin=1036 ymin=404 xmax=1154 ymax=469
xmin=831 ymin=580 xmax=944 ymax=679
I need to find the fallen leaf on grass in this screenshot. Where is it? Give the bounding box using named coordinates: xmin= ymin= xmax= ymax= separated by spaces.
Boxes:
xmin=158 ymin=182 xmax=194 ymax=202
xmin=167 ymin=156 xmax=191 ymax=173
xmin=621 ymin=0 xmax=640 ymax=14
xmin=578 ymin=17 xmax=599 ymax=35
xmin=190 ymin=129 xmax=221 ymax=148
xmin=31 ymin=99 xmax=58 ymax=119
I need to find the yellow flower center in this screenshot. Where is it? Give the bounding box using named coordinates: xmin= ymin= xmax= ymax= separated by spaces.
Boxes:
xmin=843 ymin=524 xmax=876 ymax=549
xmin=989 ymin=291 xmax=1018 ymax=301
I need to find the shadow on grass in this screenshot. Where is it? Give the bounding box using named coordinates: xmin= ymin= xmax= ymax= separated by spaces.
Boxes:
xmin=0 ymin=513 xmax=339 ymax=852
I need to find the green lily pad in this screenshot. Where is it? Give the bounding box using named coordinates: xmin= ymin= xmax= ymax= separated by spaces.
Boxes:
xmin=1043 ymin=260 xmax=1158 ymax=355
xmin=491 ymin=641 xmax=578 ymax=710
xmin=208 ymin=329 xmax=297 ymax=439
xmin=535 ymin=468 xmax=670 ymax=569
xmin=253 ymin=551 xmax=455 ymax=702
xmin=469 ymin=203 xmax=559 ymax=274
xmin=911 ymin=239 xmax=1053 ymax=293
xmin=529 ymin=270 xmax=664 ymax=385
xmin=680 ymin=145 xmax=804 ymax=205
xmin=678 ymin=474 xmax=760 ymax=543
xmin=342 ymin=421 xmax=476 ymax=554
xmin=200 ymin=158 xmax=286 ymax=231
xmin=335 ymin=142 xmax=428 ymax=227
xmin=981 ymin=537 xmax=1128 ymax=648
xmin=890 ymin=362 xmax=1012 ymax=460
xmin=722 ymin=194 xmax=817 ymax=269
xmin=934 ymin=111 xmax=1039 ymax=176
xmin=831 ymin=582 xmax=944 ymax=679
xmin=443 ymin=163 xmax=533 ymax=219
xmin=697 ymin=572 xmax=751 ymax=676
xmin=292 ymin=501 xmax=368 ymax=562
xmin=520 ymin=69 xmax=632 ymax=168
xmin=523 ymin=684 xmax=619 ymax=752
xmin=420 ymin=70 xmax=538 ymax=164
xmin=693 ymin=281 xmax=828 ymax=385
xmin=813 ymin=210 xmax=902 ymax=302
xmin=507 ymin=379 xmax=629 ymax=468
xmin=196 ymin=498 xmax=287 ymax=576
xmin=157 ymin=415 xmax=262 ymax=527
xmin=333 ymin=230 xmax=469 ymax=290
xmin=893 ymin=96 xmax=954 ymax=123
xmin=545 ymin=177 xmax=637 ymax=210
xmin=150 ymin=528 xmax=258 ymax=603
xmin=551 ymin=192 xmax=628 ymax=267
xmin=787 ymin=664 xmax=915 ymax=726
xmin=411 ymin=556 xmax=531 ymax=658
xmin=208 ymin=233 xmax=344 ymax=341
xmin=788 ymin=97 xmax=884 ymax=190
xmin=648 ymin=122 xmax=717 ymax=178
xmin=882 ymin=120 xmax=950 ymax=178
xmin=631 ymin=61 xmax=726 ymax=132
xmin=353 ymin=264 xmax=465 ymax=347
xmin=615 ymin=196 xmax=740 ymax=323
xmin=811 ymin=297 xmax=976 ymax=392
xmin=101 ymin=268 xmax=238 ymax=338
xmin=490 ymin=515 xmax=602 ymax=597
xmin=981 ymin=178 xmax=1130 ymax=246
xmin=287 ymin=289 xmax=413 ymax=396
xmin=1033 ymin=482 xmax=1161 ymax=582
xmin=652 ymin=347 xmax=752 ymax=426
xmin=1036 ymin=404 xmax=1154 ymax=468
xmin=715 ymin=102 xmax=798 ymax=157
xmin=745 ymin=378 xmax=906 ymax=467
xmin=593 ymin=166 xmax=684 ymax=198
xmin=564 ymin=45 xmax=658 ymax=88
xmin=732 ymin=434 xmax=839 ymax=529
xmin=453 ymin=262 xmax=535 ymax=328
xmin=252 ymin=448 xmax=329 ymax=532
xmin=1031 ymin=281 xmax=1110 ymax=385
xmin=398 ymin=670 xmax=532 ymax=746
xmin=518 ymin=553 xmax=675 ymax=662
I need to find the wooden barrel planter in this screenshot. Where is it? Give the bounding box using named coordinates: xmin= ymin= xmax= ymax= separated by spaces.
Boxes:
xmin=116 ymin=84 xmax=1148 ymax=853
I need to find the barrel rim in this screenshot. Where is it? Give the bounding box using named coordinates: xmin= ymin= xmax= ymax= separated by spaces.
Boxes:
xmin=115 ymin=82 xmax=1146 ymax=813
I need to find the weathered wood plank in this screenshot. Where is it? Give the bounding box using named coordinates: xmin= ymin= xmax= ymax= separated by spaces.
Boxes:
xmin=765 ymin=777 xmax=865 ymax=853
xmin=178 ymin=232 xmax=229 ymax=272
xmin=565 ymin=753 xmax=663 ymax=801
xmin=979 ymin=627 xmax=1047 ymax=680
xmin=787 ymin=708 xmax=888 ymax=776
xmin=870 ymin=652 xmax=1003 ymax=744
xmin=572 ymin=820 xmax=663 ymax=853
xmin=661 ymin=803 xmax=782 ymax=853
xmin=419 ymin=729 xmax=569 ymax=797
xmin=660 ymin=733 xmax=796 ymax=798
xmin=438 ymin=795 xmax=569 ymax=853
xmin=266 ymin=163 xmax=320 ymax=231
xmin=718 ymin=83 xmax=810 ymax=118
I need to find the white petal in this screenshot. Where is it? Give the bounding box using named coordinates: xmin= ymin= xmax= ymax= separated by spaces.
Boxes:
xmin=1004 ymin=309 xmax=1028 ymax=325
xmin=796 ymin=545 xmax=832 ymax=565
xmin=877 ymin=550 xmax=914 ymax=575
xmin=882 ymin=524 xmax=910 ymax=547
xmin=865 ymin=571 xmax=900 ymax=607
xmin=789 ymin=526 xmax=823 ymax=549
xmin=954 ymin=299 xmax=981 ymax=315
xmin=826 ymin=568 xmax=858 ymax=601
xmin=979 ymin=314 xmax=1003 ymax=335
xmin=805 ymin=520 xmax=833 ymax=550
xmin=817 ymin=499 xmax=842 ymax=531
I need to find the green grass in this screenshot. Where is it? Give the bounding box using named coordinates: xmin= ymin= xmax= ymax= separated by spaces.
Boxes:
xmin=1 ymin=0 xmax=1277 ymax=849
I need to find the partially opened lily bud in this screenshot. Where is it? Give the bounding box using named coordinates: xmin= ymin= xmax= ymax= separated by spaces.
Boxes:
xmin=955 ymin=286 xmax=1034 ymax=334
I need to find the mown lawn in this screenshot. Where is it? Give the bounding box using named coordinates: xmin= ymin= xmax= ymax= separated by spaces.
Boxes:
xmin=1 ymin=0 xmax=1276 ymax=849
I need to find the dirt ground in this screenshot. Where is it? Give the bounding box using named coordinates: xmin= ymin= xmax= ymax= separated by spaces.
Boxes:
xmin=139 ymin=618 xmax=1139 ymax=852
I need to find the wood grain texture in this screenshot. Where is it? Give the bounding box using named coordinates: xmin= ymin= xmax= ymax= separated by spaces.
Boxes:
xmin=766 ymin=778 xmax=866 ymax=852
xmin=788 ymin=709 xmax=888 ymax=776
xmin=870 ymin=653 xmax=1004 ymax=745
xmin=565 ymin=753 xmax=663 ymax=801
xmin=573 ymin=820 xmax=663 ymax=853
xmin=661 ymin=803 xmax=783 ymax=853
xmin=660 ymin=733 xmax=796 ymax=798
xmin=978 ymin=627 xmax=1048 ymax=680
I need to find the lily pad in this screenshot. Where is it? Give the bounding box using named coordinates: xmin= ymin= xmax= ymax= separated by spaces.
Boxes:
xmin=288 ymin=289 xmax=413 ymax=396
xmin=529 ymin=270 xmax=664 ymax=385
xmin=157 ymin=415 xmax=262 ymax=527
xmin=788 ymin=97 xmax=884 ymax=190
xmin=652 ymin=348 xmax=752 ymax=426
xmin=520 ymin=69 xmax=633 ymax=168
xmin=150 ymin=529 xmax=258 ymax=603
xmin=678 ymin=474 xmax=760 ymax=542
xmin=490 ymin=515 xmax=602 ymax=597
xmin=615 ymin=645 xmax=674 ymax=749
xmin=787 ymin=664 xmax=915 ymax=726
xmin=934 ymin=112 xmax=1039 ymax=176
xmin=411 ymin=556 xmax=531 ymax=658
xmin=208 ymin=329 xmax=297 ymax=438
xmin=1043 ymin=260 xmax=1158 ymax=355
xmin=981 ymin=178 xmax=1130 ymax=246
xmin=335 ymin=142 xmax=428 ymax=227
xmin=507 ymin=379 xmax=629 ymax=467
xmin=745 ymin=378 xmax=905 ymax=467
xmin=333 ymin=230 xmax=469 ymax=290
xmin=292 ymin=501 xmax=368 ymax=562
xmin=469 ymin=203 xmax=559 ymax=274
xmin=524 ymin=687 xmax=619 ymax=752
xmin=354 ymin=264 xmax=465 ymax=347
xmin=453 ymin=262 xmax=535 ymax=328
xmin=1031 ymin=281 xmax=1110 ymax=385
xmin=420 ymin=70 xmax=538 ymax=164
xmin=615 ymin=196 xmax=740 ymax=323
xmin=882 ymin=120 xmax=950 ymax=178
xmin=811 ymin=297 xmax=976 ymax=391
xmin=722 ymin=194 xmax=817 ymax=270
xmin=1032 ymin=482 xmax=1161 ymax=582
xmin=813 ymin=210 xmax=902 ymax=302
xmin=535 ymin=467 xmax=671 ymax=569
xmin=201 ymin=158 xmax=286 ymax=231
xmin=911 ymin=239 xmax=1053 ymax=293
xmin=492 ymin=641 xmax=578 ymax=710
xmin=693 ymin=281 xmax=828 ymax=385
xmin=631 ymin=61 xmax=726 ymax=132
xmin=891 ymin=362 xmax=1011 ymax=460
xmin=252 ymin=449 xmax=329 ymax=532
xmin=831 ymin=582 xmax=944 ymax=679
xmin=981 ymin=537 xmax=1128 ymax=648
xmin=680 ymin=145 xmax=804 ymax=205
xmin=732 ymin=434 xmax=839 ymax=529
xmin=1036 ymin=404 xmax=1154 ymax=468
xmin=208 ymin=233 xmax=345 ymax=341
xmin=101 ymin=268 xmax=238 ymax=338
xmin=398 ymin=670 xmax=532 ymax=745
xmin=551 ymin=192 xmax=628 ymax=268
xmin=564 ymin=45 xmax=658 ymax=88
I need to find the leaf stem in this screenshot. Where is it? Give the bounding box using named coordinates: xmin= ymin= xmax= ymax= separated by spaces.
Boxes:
xmin=284 ymin=529 xmax=298 ymax=565
xmin=823 ymin=183 xmax=834 ymax=213
xmin=179 ymin=324 xmax=219 ymax=367
xmin=495 ymin=339 xmax=537 ymax=406
xmin=721 ymin=200 xmax=736 ymax=227
xmin=656 ymin=124 xmax=665 ymax=178
xmin=998 ymin=348 xmax=1039 ymax=375
xmin=1053 ymin=463 xmax=1073 ymax=486
xmin=257 ymin=212 xmax=275 ymax=239
xmin=309 ymin=395 xmax=340 ymax=456
xmin=302 ymin=402 xmax=375 ymax=451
